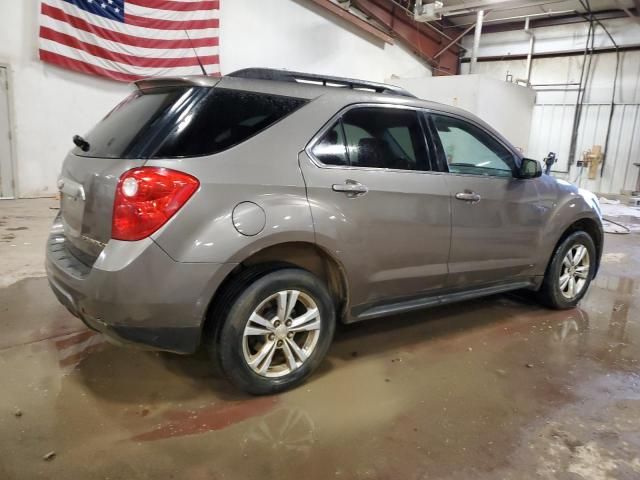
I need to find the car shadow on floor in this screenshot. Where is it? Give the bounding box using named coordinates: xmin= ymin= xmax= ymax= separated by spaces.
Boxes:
xmin=68 ymin=291 xmax=565 ymax=403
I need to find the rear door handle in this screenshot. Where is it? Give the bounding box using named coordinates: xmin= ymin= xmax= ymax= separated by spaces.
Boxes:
xmin=455 ymin=191 xmax=481 ymax=203
xmin=332 ymin=181 xmax=368 ymax=196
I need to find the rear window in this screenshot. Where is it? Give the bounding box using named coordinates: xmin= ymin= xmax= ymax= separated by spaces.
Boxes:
xmin=75 ymin=87 xmax=307 ymax=159
xmin=153 ymin=88 xmax=307 ymax=158
xmin=74 ymin=87 xmax=191 ymax=159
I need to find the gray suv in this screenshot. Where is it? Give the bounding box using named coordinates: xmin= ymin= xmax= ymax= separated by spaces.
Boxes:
xmin=46 ymin=68 xmax=603 ymax=394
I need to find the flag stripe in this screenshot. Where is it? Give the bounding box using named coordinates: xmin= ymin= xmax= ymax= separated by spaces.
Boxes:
xmin=40 ymin=27 xmax=219 ymax=67
xmin=126 ymin=3 xmax=219 ymax=21
xmin=42 ymin=4 xmax=218 ymax=49
xmin=125 ymin=12 xmax=219 ymax=30
xmin=44 ymin=1 xmax=218 ymax=40
xmin=127 ymin=0 xmax=220 ymax=12
xmin=40 ymin=38 xmax=220 ymax=76
xmin=40 ymin=50 xmax=141 ymax=81
xmin=41 ymin=15 xmax=218 ymax=57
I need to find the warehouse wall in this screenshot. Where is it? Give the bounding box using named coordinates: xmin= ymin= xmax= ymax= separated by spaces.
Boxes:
xmin=0 ymin=0 xmax=431 ymax=198
xmin=460 ymin=18 xmax=640 ymax=196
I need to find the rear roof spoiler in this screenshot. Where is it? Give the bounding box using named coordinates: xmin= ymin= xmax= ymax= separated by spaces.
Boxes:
xmin=133 ymin=76 xmax=220 ymax=90
xmin=227 ymin=68 xmax=416 ymax=98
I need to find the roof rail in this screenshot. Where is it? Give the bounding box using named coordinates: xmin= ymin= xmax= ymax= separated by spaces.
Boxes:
xmin=227 ymin=68 xmax=416 ymax=98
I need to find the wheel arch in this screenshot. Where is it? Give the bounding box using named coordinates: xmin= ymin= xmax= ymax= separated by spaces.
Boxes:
xmin=545 ymin=216 xmax=604 ymax=277
xmin=202 ymin=241 xmax=350 ymax=341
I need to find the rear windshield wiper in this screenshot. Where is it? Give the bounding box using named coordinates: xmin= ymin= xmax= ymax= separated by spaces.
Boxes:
xmin=73 ymin=134 xmax=90 ymax=152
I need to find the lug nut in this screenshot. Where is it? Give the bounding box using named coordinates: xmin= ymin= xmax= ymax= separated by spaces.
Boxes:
xmin=285 ymin=320 xmax=292 ymax=327
xmin=287 ymin=332 xmax=294 ymax=339
xmin=274 ymin=321 xmax=281 ymax=327
xmin=268 ymin=334 xmax=275 ymax=341
xmin=277 ymin=340 xmax=283 ymax=347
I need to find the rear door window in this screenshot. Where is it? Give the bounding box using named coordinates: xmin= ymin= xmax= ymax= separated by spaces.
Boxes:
xmin=310 ymin=123 xmax=348 ymax=166
xmin=342 ymin=107 xmax=427 ymax=170
xmin=154 ymin=89 xmax=308 ymax=158
xmin=311 ymin=107 xmax=429 ymax=171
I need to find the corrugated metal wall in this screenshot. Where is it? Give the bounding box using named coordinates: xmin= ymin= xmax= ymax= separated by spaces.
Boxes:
xmin=530 ymin=101 xmax=640 ymax=194
xmin=468 ymin=51 xmax=640 ymax=195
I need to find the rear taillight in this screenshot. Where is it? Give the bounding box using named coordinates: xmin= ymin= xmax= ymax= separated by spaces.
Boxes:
xmin=112 ymin=167 xmax=199 ymax=241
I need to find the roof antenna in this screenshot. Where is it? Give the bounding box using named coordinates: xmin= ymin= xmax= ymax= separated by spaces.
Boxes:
xmin=184 ymin=30 xmax=207 ymax=76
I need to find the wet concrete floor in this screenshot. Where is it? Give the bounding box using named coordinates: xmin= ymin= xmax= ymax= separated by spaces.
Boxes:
xmin=1 ymin=199 xmax=639 ymax=479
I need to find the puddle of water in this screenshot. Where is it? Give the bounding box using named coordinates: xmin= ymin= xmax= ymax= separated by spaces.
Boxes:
xmin=0 ymin=234 xmax=639 ymax=479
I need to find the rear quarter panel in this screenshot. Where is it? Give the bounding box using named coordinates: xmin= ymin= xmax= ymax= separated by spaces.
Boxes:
xmin=146 ymin=97 xmax=347 ymax=264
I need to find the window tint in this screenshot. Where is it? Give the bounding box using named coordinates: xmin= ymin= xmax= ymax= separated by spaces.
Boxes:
xmin=311 ymin=122 xmax=348 ymax=166
xmin=432 ymin=114 xmax=514 ymax=177
xmin=341 ymin=107 xmax=428 ymax=170
xmin=75 ymin=87 xmax=191 ymax=158
xmin=155 ymin=89 xmax=307 ymax=158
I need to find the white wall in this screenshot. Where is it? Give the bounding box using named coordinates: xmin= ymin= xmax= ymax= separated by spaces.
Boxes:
xmin=221 ymin=0 xmax=431 ymax=81
xmin=0 ymin=0 xmax=431 ymax=198
xmin=459 ymin=18 xmax=640 ymax=196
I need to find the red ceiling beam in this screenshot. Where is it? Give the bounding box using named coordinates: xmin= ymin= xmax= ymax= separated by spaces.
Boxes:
xmin=307 ymin=0 xmax=395 ymax=44
xmin=352 ymin=0 xmax=461 ymax=75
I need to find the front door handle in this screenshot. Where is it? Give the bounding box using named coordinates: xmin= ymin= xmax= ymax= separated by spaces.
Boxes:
xmin=332 ymin=181 xmax=368 ymax=196
xmin=455 ymin=191 xmax=481 ymax=203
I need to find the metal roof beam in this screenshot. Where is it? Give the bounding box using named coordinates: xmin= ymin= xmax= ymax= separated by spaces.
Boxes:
xmin=439 ymin=0 xmax=559 ymax=16
xmin=352 ymin=0 xmax=462 ymax=75
xmin=472 ymin=8 xmax=634 ymax=34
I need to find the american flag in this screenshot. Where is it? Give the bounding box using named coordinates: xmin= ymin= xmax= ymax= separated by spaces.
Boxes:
xmin=39 ymin=0 xmax=220 ymax=82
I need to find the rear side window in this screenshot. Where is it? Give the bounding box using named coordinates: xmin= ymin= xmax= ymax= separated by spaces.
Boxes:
xmin=311 ymin=107 xmax=429 ymax=171
xmin=75 ymin=87 xmax=191 ymax=158
xmin=75 ymin=87 xmax=307 ymax=159
xmin=154 ymin=89 xmax=307 ymax=158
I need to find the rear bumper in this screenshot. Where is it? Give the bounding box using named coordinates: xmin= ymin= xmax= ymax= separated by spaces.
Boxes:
xmin=45 ymin=218 xmax=236 ymax=354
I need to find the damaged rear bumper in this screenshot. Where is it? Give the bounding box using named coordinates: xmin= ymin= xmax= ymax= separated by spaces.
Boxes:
xmin=45 ymin=218 xmax=236 ymax=354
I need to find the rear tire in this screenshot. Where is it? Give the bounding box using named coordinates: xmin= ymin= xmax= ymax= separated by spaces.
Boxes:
xmin=208 ymin=267 xmax=335 ymax=395
xmin=537 ymin=231 xmax=596 ymax=309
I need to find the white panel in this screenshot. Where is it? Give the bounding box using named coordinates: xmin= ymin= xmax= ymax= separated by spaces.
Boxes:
xmin=392 ymin=75 xmax=536 ymax=151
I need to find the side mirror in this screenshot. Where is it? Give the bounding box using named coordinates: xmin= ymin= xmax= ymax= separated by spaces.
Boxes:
xmin=518 ymin=158 xmax=542 ymax=179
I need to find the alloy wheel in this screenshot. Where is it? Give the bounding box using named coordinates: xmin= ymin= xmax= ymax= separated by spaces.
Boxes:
xmin=559 ymin=244 xmax=590 ymax=299
xmin=242 ymin=290 xmax=321 ymax=378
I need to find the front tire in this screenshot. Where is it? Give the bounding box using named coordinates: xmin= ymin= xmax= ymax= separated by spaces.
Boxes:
xmin=537 ymin=231 xmax=596 ymax=309
xmin=211 ymin=268 xmax=335 ymax=395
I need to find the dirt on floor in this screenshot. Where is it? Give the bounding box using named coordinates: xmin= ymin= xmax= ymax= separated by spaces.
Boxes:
xmin=0 ymin=198 xmax=639 ymax=480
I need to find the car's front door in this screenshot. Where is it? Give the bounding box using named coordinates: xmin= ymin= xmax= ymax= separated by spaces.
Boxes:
xmin=299 ymin=105 xmax=451 ymax=319
xmin=426 ymin=112 xmax=547 ymax=288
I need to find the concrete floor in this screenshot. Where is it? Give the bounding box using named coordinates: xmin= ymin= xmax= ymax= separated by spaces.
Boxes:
xmin=1 ymin=198 xmax=640 ymax=480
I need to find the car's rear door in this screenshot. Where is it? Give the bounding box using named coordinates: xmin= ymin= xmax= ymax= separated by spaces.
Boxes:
xmin=299 ymin=105 xmax=451 ymax=319
xmin=425 ymin=112 xmax=546 ymax=288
